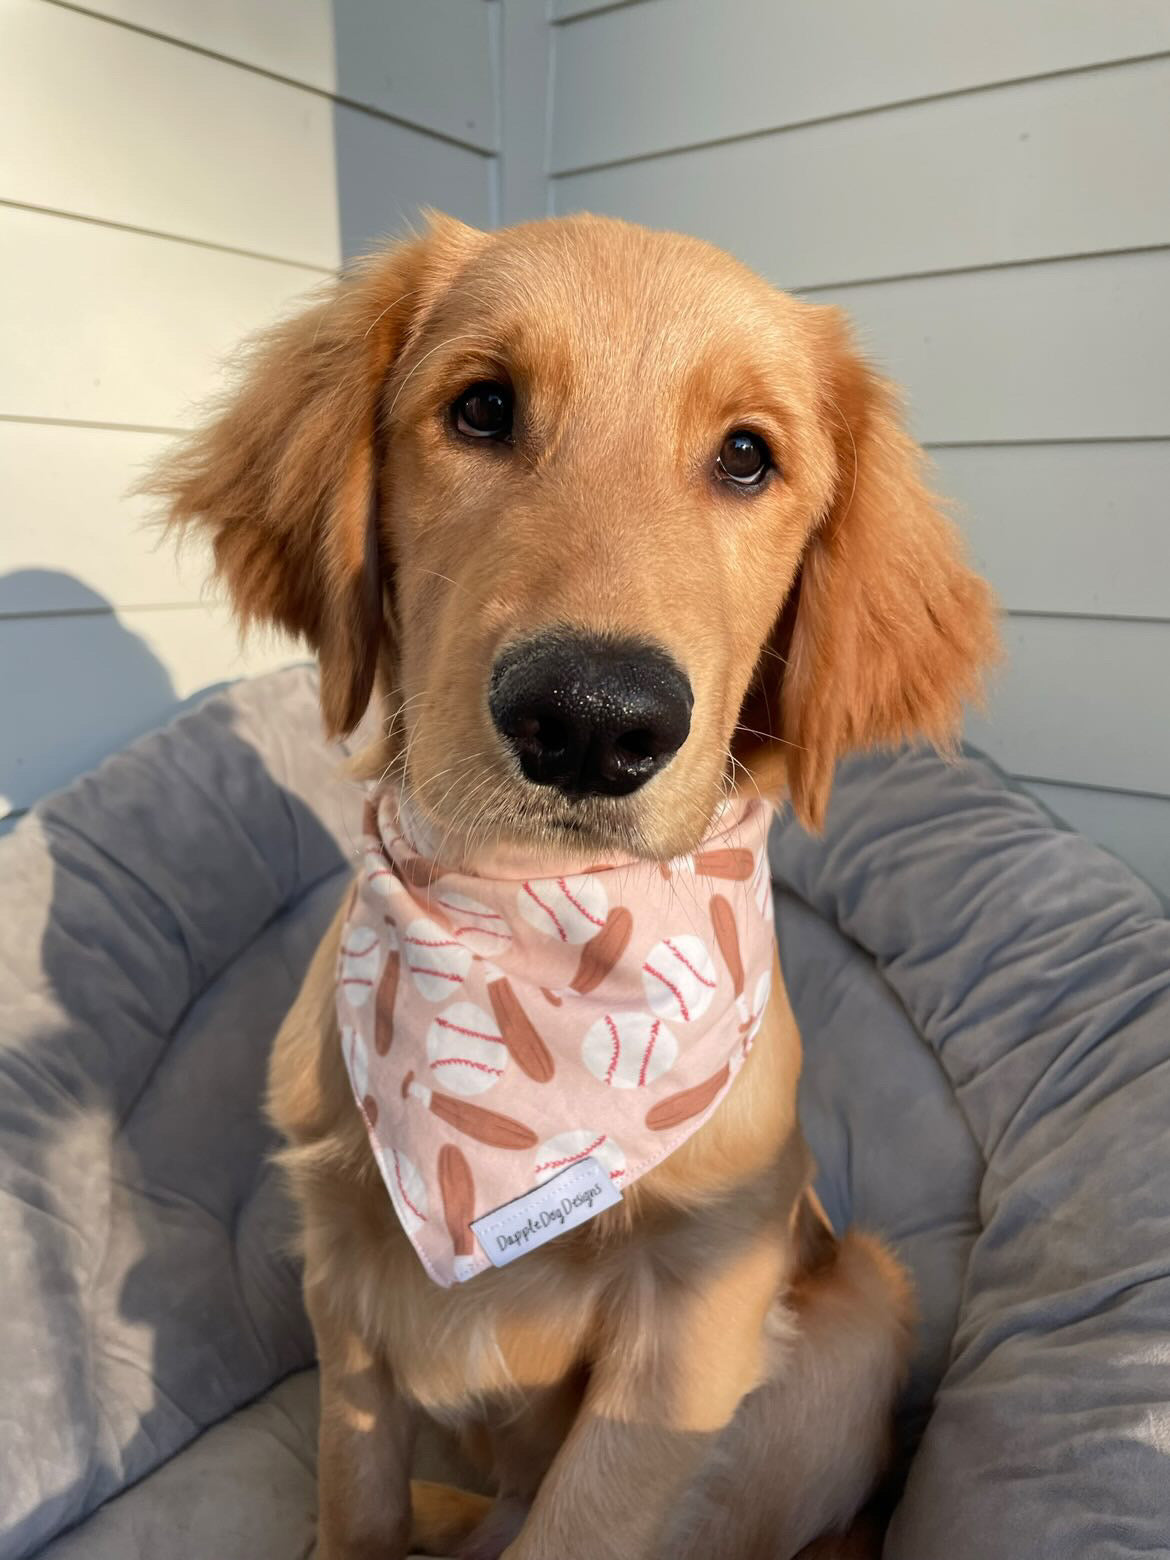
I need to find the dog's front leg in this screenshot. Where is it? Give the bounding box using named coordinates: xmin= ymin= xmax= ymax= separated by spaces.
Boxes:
xmin=311 ymin=1291 xmax=416 ymax=1560
xmin=503 ymin=1224 xmax=786 ymax=1560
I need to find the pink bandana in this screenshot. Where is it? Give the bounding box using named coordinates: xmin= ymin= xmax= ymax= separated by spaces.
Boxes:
xmin=337 ymin=787 xmax=775 ymax=1286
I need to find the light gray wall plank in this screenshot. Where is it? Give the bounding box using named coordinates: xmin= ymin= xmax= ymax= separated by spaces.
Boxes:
xmin=73 ymin=0 xmax=334 ymax=90
xmin=0 ymin=423 xmax=212 ymax=613
xmin=1021 ymin=780 xmax=1170 ymax=905
xmin=937 ymin=441 xmax=1170 ymax=619
xmin=967 ymin=616 xmax=1170 ymax=796
xmin=0 ymin=605 xmax=301 ymax=814
xmin=555 ymin=58 xmax=1170 ymax=288
xmin=0 ymin=207 xmax=323 ymax=428
xmin=331 ymin=0 xmax=499 ymax=152
xmin=553 ymin=1 xmax=644 ymax=20
xmin=818 ymin=252 xmax=1170 ymax=445
xmin=333 ymin=104 xmax=493 ymax=259
xmin=552 ymin=0 xmax=1170 ymax=171
xmin=3 ymin=1 xmax=491 ymax=267
xmin=71 ymin=0 xmax=499 ymax=150
xmin=498 ymin=0 xmax=554 ymax=224
xmin=4 ymin=0 xmax=342 ymax=265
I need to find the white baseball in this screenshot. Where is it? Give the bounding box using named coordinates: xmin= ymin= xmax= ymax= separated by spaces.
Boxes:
xmin=373 ymin=1144 xmax=429 ymax=1235
xmin=752 ymin=847 xmax=772 ymax=916
xmin=517 ymin=874 xmax=609 ymax=944
xmin=581 ymin=1011 xmax=678 ymax=1089
xmin=362 ymin=848 xmax=397 ymax=898
xmin=341 ymin=1022 xmax=370 ymax=1099
xmin=401 ymin=914 xmax=473 ymax=1001
xmin=533 ymin=1128 xmax=628 ymax=1185
xmin=431 ymin=887 xmax=513 ymax=957
xmin=338 ymin=925 xmax=382 ymax=1008
xmin=740 ymin=967 xmax=773 ymax=1050
xmin=425 ymin=1002 xmax=508 ymax=1095
xmin=641 ymin=934 xmax=718 ymax=1024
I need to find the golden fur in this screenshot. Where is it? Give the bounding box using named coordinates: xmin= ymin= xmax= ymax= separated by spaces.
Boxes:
xmin=149 ymin=212 xmax=998 ymax=1559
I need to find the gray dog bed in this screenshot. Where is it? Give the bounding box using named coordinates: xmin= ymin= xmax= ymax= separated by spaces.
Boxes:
xmin=2 ymin=667 xmax=1168 ymax=1560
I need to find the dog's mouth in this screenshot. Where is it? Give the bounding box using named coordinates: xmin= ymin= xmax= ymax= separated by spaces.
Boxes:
xmin=402 ymin=748 xmax=688 ymax=868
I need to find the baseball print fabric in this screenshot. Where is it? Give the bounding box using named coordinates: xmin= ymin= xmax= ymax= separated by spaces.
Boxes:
xmin=337 ymin=786 xmax=775 ymax=1286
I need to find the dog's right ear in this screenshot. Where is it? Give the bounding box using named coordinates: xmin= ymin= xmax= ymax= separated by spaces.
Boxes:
xmin=146 ymin=214 xmax=483 ymax=737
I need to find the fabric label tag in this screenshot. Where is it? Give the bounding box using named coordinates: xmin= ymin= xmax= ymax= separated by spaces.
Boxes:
xmin=471 ymin=1157 xmax=623 ymax=1269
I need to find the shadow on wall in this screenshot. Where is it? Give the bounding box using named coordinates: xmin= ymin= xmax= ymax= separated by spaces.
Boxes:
xmin=0 ymin=572 xmax=230 ymax=822
xmin=327 ymin=0 xmax=495 ymax=264
xmin=330 ymin=0 xmax=409 ymax=263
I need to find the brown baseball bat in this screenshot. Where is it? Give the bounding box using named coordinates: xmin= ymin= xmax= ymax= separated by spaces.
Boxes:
xmin=570 ymin=906 xmax=633 ymax=995
xmin=374 ymin=947 xmax=399 ymax=1055
xmin=645 ymin=1062 xmax=731 ymax=1132
xmin=438 ymin=1143 xmax=476 ymax=1259
xmin=362 ymin=1093 xmax=379 ymax=1129
xmin=693 ymin=847 xmax=755 ymax=881
xmin=709 ymin=893 xmax=745 ymax=997
xmin=396 ymin=852 xmax=443 ymax=890
xmin=401 ymin=1070 xmax=538 ymax=1149
xmin=487 ymin=977 xmax=555 ymax=1083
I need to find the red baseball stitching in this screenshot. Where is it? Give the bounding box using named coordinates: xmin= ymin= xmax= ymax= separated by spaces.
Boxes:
xmin=642 ymin=962 xmax=691 ymax=1022
xmin=558 ymin=878 xmax=606 ymax=928
xmin=408 ymin=964 xmax=463 ymax=983
xmin=523 ymin=881 xmax=567 ymax=941
xmin=392 ymin=1150 xmax=427 ymax=1222
xmin=664 ymin=939 xmax=717 ymax=987
xmin=534 ymin=1132 xmax=607 ymax=1174
xmin=434 ymin=1016 xmax=502 ymax=1044
xmin=430 ymin=1056 xmax=503 ymax=1076
xmin=603 ymin=1014 xmax=621 ymax=1084
xmin=452 ymin=923 xmax=510 ymax=940
xmin=436 ymin=898 xmax=506 ymax=922
xmin=638 ymin=1019 xmax=661 ymax=1086
xmin=342 ymin=932 xmax=379 ymax=957
xmin=404 ymin=934 xmax=461 ymax=949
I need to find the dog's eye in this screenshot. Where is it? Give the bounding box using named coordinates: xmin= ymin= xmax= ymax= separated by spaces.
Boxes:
xmin=716 ymin=430 xmax=772 ymax=488
xmin=453 ymin=381 xmax=513 ymax=440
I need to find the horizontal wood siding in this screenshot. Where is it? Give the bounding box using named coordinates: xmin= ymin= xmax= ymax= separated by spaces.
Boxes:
xmin=68 ymin=0 xmax=499 ymax=150
xmin=552 ymin=0 xmax=1170 ymax=170
xmin=0 ymin=423 xmax=209 ymax=611
xmin=549 ymin=1 xmax=1170 ymax=897
xmin=5 ymin=1 xmax=492 ymax=267
xmin=1 ymin=0 xmax=499 ymax=816
xmin=935 ymin=442 xmax=1170 ymax=619
xmin=0 ymin=206 xmax=325 ymax=428
xmin=965 ymin=617 xmax=1169 ymax=796
xmin=816 ymin=253 xmax=1170 ymax=444
xmin=555 ymin=58 xmax=1170 ymax=288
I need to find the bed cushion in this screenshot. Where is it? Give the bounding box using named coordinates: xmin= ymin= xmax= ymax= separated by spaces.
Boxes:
xmin=0 ymin=668 xmax=347 ymax=1559
xmin=772 ymin=748 xmax=1170 ymax=1559
xmin=1 ymin=667 xmax=1167 ymax=1558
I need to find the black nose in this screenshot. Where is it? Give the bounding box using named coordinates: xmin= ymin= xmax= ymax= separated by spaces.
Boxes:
xmin=489 ymin=633 xmax=693 ymax=798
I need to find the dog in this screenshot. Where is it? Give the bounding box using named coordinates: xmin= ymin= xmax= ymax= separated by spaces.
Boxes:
xmin=150 ymin=212 xmax=998 ymax=1559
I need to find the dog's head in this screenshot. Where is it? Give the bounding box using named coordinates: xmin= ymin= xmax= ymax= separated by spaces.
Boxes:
xmin=152 ymin=213 xmax=997 ymax=862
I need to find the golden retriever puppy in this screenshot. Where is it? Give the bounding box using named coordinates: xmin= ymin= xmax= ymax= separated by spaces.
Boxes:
xmin=150 ymin=212 xmax=997 ymax=1560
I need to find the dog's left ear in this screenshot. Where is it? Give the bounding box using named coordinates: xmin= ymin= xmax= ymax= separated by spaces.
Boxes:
xmin=770 ymin=307 xmax=1000 ymax=830
xmin=146 ymin=213 xmax=483 ymax=737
